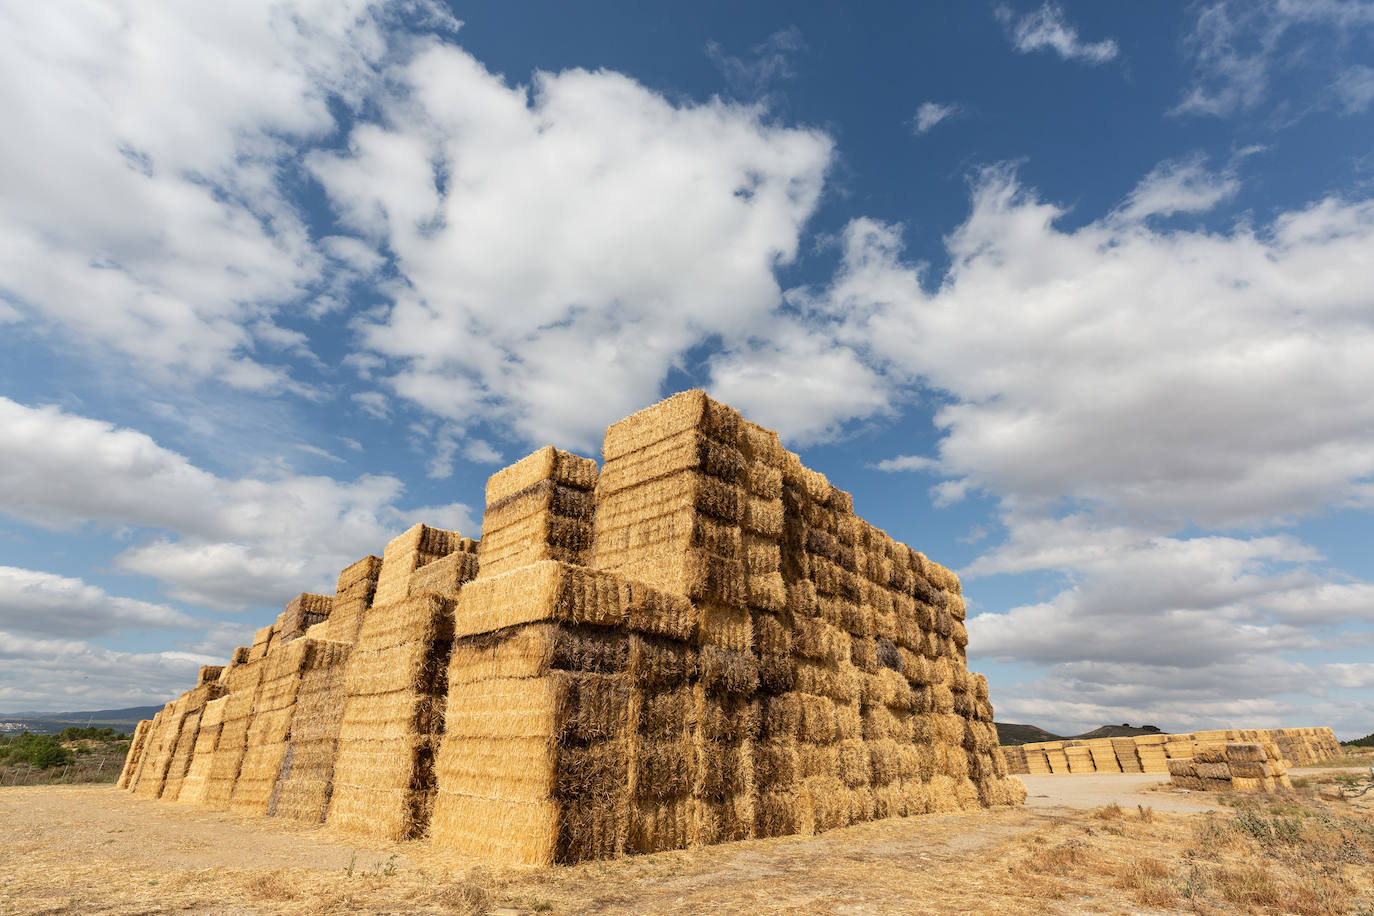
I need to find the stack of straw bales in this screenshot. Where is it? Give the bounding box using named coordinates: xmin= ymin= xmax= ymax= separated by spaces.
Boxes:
xmin=230 ymin=638 xmax=319 ymax=815
xmin=116 ymin=719 xmax=151 ymax=789
xmin=269 ymin=639 xmax=351 ymax=821
xmin=326 ymin=556 xmax=381 ymax=644
xmin=280 ymin=593 xmax=333 ymax=643
xmin=177 ymin=695 xmax=228 ymax=806
xmin=1168 ymin=743 xmax=1292 ymax=793
xmin=327 ymin=524 xmax=477 ymax=840
xmin=202 ymin=654 xmax=268 ymax=809
xmin=478 ymin=447 xmax=596 ymax=577
xmin=122 ymin=390 xmax=1026 ymax=866
xmin=1004 ymin=726 xmax=1344 ymax=776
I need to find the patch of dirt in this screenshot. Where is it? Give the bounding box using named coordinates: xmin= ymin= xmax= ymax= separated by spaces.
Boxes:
xmin=2 ymin=781 xmax=1371 ymax=915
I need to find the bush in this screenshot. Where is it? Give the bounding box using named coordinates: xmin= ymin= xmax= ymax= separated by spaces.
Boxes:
xmin=59 ymin=726 xmax=118 ymax=742
xmin=0 ymin=733 xmax=75 ymax=769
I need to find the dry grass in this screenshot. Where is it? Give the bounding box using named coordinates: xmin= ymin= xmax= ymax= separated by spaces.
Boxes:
xmin=4 ymin=780 xmax=1374 ymax=914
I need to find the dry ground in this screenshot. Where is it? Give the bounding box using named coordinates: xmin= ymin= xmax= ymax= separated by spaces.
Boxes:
xmin=2 ymin=766 xmax=1372 ymax=915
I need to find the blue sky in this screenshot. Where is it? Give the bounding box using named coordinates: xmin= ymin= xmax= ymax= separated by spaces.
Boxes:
xmin=2 ymin=1 xmax=1372 ymax=737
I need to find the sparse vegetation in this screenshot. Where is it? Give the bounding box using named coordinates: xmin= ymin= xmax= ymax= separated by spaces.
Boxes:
xmin=0 ymin=729 xmax=129 ymax=783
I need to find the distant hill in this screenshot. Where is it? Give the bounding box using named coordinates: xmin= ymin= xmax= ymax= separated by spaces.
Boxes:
xmin=1072 ymin=724 xmax=1164 ymax=740
xmin=995 ymin=722 xmax=1167 ymax=746
xmin=995 ymin=722 xmax=1063 ymax=745
xmin=0 ymin=706 xmax=162 ymax=735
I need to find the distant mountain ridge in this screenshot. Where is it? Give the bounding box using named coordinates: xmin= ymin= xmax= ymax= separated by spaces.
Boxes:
xmin=0 ymin=705 xmax=162 ymax=734
xmin=995 ymin=722 xmax=1165 ymax=746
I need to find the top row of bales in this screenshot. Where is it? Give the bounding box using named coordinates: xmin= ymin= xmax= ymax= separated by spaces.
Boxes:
xmin=119 ymin=390 xmax=1026 ymax=867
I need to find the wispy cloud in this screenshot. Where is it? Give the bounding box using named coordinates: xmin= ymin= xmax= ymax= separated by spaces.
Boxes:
xmin=912 ymin=101 xmax=961 ymax=134
xmin=705 ymin=26 xmax=807 ymax=104
xmin=996 ymin=3 xmax=1118 ymax=65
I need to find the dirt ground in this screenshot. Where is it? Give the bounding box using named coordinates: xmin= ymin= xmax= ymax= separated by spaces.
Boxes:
xmin=2 ymin=768 xmax=1371 ymax=915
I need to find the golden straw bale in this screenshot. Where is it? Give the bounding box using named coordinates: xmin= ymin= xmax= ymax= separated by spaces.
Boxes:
xmin=628 ymin=633 xmax=695 ymax=689
xmin=479 ymin=514 xmax=592 ymax=576
xmin=487 ymin=446 xmax=597 ymax=504
xmin=697 ymin=601 xmax=753 ymax=652
xmin=602 ymin=390 xmax=741 ymax=462
xmin=630 ymin=738 xmax=694 ymax=800
xmin=698 ymin=645 xmax=760 ymax=696
xmin=600 ymin=430 xmax=746 ymax=495
xmin=454 ymin=562 xmax=626 ymax=639
xmin=484 ymin=478 xmax=596 ymax=531
xmin=337 ymin=555 xmax=382 ymax=594
xmin=375 ymin=523 xmax=464 ymax=607
xmin=408 ymin=550 xmax=480 ymax=598
xmin=744 ymin=460 xmax=783 ymax=500
xmin=803 ymin=775 xmax=850 ymax=832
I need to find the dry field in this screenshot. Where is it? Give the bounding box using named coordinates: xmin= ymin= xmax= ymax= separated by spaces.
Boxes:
xmin=2 ymin=763 xmax=1372 ymax=915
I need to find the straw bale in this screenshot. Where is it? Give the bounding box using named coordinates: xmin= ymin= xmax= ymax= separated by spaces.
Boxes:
xmin=746 ymin=571 xmax=786 ymax=613
xmin=337 ymin=555 xmax=382 ymax=594
xmin=796 ymin=741 xmax=840 ymax=779
xmin=761 ymin=693 xmax=800 ymax=739
xmin=862 ymin=705 xmax=911 ymax=742
xmin=1228 ymin=777 xmax=1265 ymax=793
xmin=634 ymin=687 xmax=694 ymax=739
xmin=487 ymin=446 xmax=597 ymax=505
xmin=431 ymin=793 xmax=560 ymax=865
xmin=694 ymin=737 xmax=753 ymax=799
xmin=963 ymin=719 xmax=999 ymax=753
xmin=281 ymin=593 xmax=334 ymax=643
xmin=1225 ymin=743 xmax=1266 ymax=762
xmin=851 ymin=636 xmax=879 ymax=673
xmin=447 ymin=623 xmax=629 ymax=687
xmin=795 ymin=694 xmax=838 ymax=742
xmin=697 ymin=601 xmax=753 ymax=652
xmin=408 ymin=550 xmax=480 ymax=598
xmin=623 ymin=579 xmax=696 ymax=641
xmin=785 ymin=577 xmax=818 ymax=616
xmin=698 ymin=645 xmax=759 ymax=696
xmin=752 ymin=611 xmax=791 ymax=658
xmin=742 ymin=495 xmax=783 ymax=539
xmin=453 ymin=562 xmax=626 ymax=639
xmin=697 ymin=692 xmax=760 ymax=743
xmin=600 ymin=429 xmax=745 ymax=495
xmin=628 ymin=633 xmax=696 ymax=689
xmin=622 ymin=797 xmax=694 ymax=853
xmin=834 ymin=700 xmax=863 ymax=740
xmin=801 ymin=775 xmax=849 ymax=832
xmin=754 ymin=739 xmax=799 ymax=788
xmin=479 ymin=514 xmax=592 ymax=575
xmin=1193 ymin=746 xmax=1226 ymax=764
xmin=835 ymin=739 xmax=870 ymax=788
xmin=1229 ymin=760 xmax=1273 ymax=779
xmin=594 ymin=476 xmax=747 ymax=548
xmin=1088 ymin=744 xmax=1122 ymax=773
xmin=791 ymin=616 xmax=848 ymax=665
xmin=133 ymin=699 xmax=190 ymax=799
xmin=744 ymin=460 xmax=783 ymax=501
xmin=914 ymin=554 xmax=961 ymax=595
xmin=1167 ymin=759 xmax=1196 ymax=778
xmin=602 ymin=390 xmax=740 ymax=461
xmin=485 ymin=478 xmax=596 ymax=531
xmin=1195 ymin=761 xmax=1231 ymax=780
xmin=793 ymin=658 xmax=858 ymax=703
xmin=630 ymin=739 xmax=694 ymax=800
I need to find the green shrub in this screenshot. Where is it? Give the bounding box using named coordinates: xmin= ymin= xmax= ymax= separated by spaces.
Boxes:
xmin=0 ymin=733 xmax=75 ymax=769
